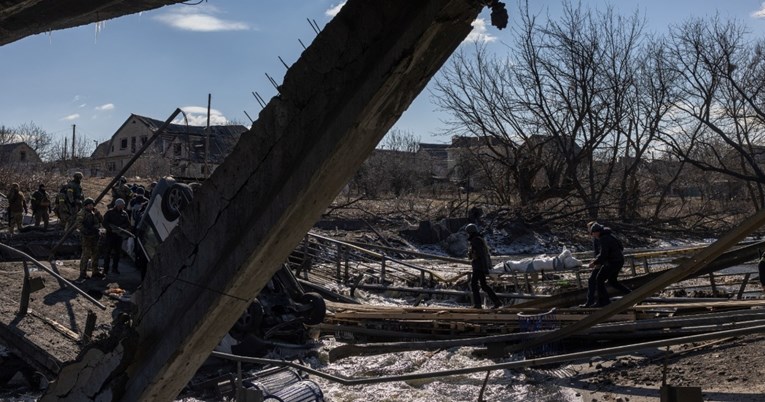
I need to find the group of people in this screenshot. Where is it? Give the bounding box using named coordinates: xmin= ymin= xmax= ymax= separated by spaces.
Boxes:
xmin=3 ymin=173 xmax=154 ymax=280
xmin=76 ymin=175 xmax=153 ymax=280
xmin=4 ymin=172 xmax=86 ymax=234
xmin=5 ymin=182 xmax=55 ymax=233
xmin=464 ymin=220 xmax=631 ymax=309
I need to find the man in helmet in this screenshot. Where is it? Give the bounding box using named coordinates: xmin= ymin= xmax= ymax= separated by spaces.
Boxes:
xmin=7 ymin=183 xmax=27 ymax=235
xmin=76 ymin=197 xmax=103 ymax=279
xmin=110 ymin=176 xmax=132 ymax=208
xmin=64 ymin=172 xmax=85 ymax=230
xmin=465 ymin=223 xmax=502 ymax=309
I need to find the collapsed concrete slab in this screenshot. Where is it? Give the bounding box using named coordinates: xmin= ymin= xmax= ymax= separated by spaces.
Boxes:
xmin=0 ymin=0 xmax=185 ymax=46
xmin=42 ymin=1 xmax=485 ymax=401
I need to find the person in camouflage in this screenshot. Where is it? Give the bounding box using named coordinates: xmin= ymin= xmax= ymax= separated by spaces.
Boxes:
xmin=31 ymin=183 xmax=51 ymax=230
xmin=63 ymin=172 xmax=84 ymax=230
xmin=77 ymin=197 xmax=103 ymax=279
xmin=7 ymin=183 xmax=27 ymax=235
xmin=109 ymin=176 xmax=132 ymax=208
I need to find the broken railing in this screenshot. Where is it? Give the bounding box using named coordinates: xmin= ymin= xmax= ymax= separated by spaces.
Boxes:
xmin=298 ymin=233 xmax=447 ymax=288
xmin=299 ymin=233 xmax=541 ymax=302
xmin=0 ymin=242 xmax=106 ymax=314
xmin=291 ymin=234 xmax=764 ymax=301
xmin=0 ymin=242 xmax=106 ymax=345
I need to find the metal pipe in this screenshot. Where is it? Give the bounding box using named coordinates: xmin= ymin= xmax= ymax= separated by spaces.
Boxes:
xmin=0 ymin=243 xmax=106 ymax=310
xmin=211 ymin=322 xmax=765 ymax=386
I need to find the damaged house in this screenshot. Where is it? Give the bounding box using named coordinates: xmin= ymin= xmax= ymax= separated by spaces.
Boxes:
xmin=88 ymin=114 xmax=248 ymax=178
xmin=0 ymin=142 xmax=42 ymax=168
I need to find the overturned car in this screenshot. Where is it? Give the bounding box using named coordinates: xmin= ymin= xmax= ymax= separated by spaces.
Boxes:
xmin=129 ymin=177 xmax=326 ymax=355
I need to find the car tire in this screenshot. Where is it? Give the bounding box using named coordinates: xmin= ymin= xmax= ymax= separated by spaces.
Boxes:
xmin=161 ymin=184 xmax=190 ymax=221
xmin=297 ymin=292 xmax=326 ymax=325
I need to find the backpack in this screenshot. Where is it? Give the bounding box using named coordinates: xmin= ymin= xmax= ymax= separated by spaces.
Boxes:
xmin=54 ymin=185 xmax=67 ymax=211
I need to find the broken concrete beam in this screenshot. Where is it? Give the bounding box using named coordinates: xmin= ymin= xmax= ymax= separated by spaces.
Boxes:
xmin=46 ymin=1 xmax=485 ymax=401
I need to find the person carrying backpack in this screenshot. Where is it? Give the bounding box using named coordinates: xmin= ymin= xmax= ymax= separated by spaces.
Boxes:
xmin=582 ymin=223 xmax=631 ymax=307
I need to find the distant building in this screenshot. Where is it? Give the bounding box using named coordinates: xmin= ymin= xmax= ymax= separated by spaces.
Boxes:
xmin=0 ymin=142 xmax=42 ymax=167
xmin=415 ymin=143 xmax=450 ymax=180
xmin=89 ymin=114 xmax=248 ymax=178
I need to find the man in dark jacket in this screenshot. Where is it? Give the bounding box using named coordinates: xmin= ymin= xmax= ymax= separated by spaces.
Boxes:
xmin=582 ymin=223 xmax=631 ymax=307
xmin=466 ymin=224 xmax=502 ymax=309
xmin=102 ymin=198 xmax=131 ymax=275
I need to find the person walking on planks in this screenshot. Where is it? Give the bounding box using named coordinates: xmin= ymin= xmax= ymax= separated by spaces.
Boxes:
xmin=465 ymin=224 xmax=502 ymax=309
xmin=580 ymin=223 xmax=631 ymax=307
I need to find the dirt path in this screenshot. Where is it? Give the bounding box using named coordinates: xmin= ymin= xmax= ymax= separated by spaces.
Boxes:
xmin=538 ymin=333 xmax=765 ymax=401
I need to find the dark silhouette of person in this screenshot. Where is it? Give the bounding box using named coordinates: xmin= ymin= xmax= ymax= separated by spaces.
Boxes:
xmin=465 ymin=224 xmax=502 ymax=309
xmin=581 ymin=223 xmax=631 ymax=307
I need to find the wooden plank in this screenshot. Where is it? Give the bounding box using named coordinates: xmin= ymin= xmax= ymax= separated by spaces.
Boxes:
xmin=327 ymin=312 xmax=765 ymax=361
xmin=28 ymin=308 xmax=81 ymax=342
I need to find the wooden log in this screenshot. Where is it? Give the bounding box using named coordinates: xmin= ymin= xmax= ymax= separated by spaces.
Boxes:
xmin=328 ymin=310 xmax=765 ymax=361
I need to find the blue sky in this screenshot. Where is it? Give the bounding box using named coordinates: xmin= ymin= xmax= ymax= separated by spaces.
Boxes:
xmin=1 ymin=1 xmax=765 ymax=150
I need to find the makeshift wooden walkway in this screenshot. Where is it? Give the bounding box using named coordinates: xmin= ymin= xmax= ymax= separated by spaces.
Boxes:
xmin=319 ymin=299 xmax=765 ymax=342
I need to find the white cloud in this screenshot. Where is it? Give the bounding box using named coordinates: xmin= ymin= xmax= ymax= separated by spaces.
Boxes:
xmin=175 ymin=106 xmax=229 ymax=126
xmin=154 ymin=5 xmax=250 ymax=32
xmin=95 ymin=103 xmax=114 ymax=111
xmin=62 ymin=114 xmax=80 ymax=121
xmin=79 ymin=103 xmax=87 ymax=108
xmin=753 ymin=3 xmax=765 ymax=18
xmin=325 ymin=1 xmax=346 ymax=17
xmin=464 ymin=18 xmax=497 ymax=43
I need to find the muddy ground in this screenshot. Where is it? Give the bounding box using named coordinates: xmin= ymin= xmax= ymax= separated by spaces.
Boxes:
xmin=540 ymin=332 xmax=765 ymax=402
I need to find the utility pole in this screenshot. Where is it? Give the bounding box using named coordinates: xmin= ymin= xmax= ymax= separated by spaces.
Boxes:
xmin=63 ymin=138 xmax=68 ymax=160
xmin=205 ymin=93 xmax=211 ymax=179
xmin=71 ymin=124 xmax=76 ymax=160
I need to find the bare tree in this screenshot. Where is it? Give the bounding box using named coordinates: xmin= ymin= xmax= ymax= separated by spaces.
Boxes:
xmin=15 ymin=121 xmax=54 ymax=160
xmin=0 ymin=125 xmax=15 ymax=145
xmin=380 ymin=128 xmax=420 ymax=153
xmin=612 ymin=39 xmax=678 ymax=221
xmin=660 ymin=17 xmax=765 ymax=210
xmin=434 ymin=1 xmax=657 ymax=220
